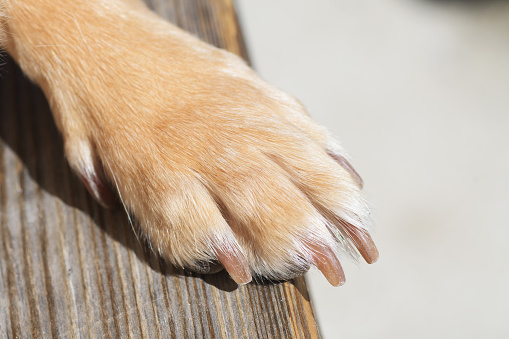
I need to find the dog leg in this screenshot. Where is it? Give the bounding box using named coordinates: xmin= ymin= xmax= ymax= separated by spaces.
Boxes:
xmin=0 ymin=0 xmax=377 ymax=285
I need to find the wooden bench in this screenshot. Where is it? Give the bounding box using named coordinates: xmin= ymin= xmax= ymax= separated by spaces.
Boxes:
xmin=0 ymin=0 xmax=321 ymax=337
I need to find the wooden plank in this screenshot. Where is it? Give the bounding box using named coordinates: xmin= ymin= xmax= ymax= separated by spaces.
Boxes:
xmin=0 ymin=0 xmax=321 ymax=337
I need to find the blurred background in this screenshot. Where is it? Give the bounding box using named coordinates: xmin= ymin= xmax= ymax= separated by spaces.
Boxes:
xmin=236 ymin=0 xmax=509 ymax=337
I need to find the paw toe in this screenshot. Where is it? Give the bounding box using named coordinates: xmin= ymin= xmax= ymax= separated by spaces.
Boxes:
xmin=65 ymin=138 xmax=117 ymax=208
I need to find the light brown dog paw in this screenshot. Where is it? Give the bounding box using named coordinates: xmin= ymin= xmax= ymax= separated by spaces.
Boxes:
xmin=5 ymin=1 xmax=378 ymax=285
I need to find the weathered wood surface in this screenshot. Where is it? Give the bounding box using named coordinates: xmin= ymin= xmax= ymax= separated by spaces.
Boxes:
xmin=0 ymin=0 xmax=321 ymax=338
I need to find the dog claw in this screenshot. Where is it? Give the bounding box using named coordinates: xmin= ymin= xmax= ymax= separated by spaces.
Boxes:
xmin=80 ymin=173 xmax=117 ymax=209
xmin=215 ymin=246 xmax=252 ymax=285
xmin=308 ymin=242 xmax=346 ymax=286
xmin=342 ymin=222 xmax=379 ymax=264
xmin=328 ymin=152 xmax=364 ymax=189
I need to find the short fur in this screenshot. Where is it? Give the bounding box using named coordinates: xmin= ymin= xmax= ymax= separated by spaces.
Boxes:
xmin=0 ymin=0 xmax=378 ymax=285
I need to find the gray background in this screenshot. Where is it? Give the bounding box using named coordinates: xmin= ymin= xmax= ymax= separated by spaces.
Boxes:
xmin=236 ymin=0 xmax=509 ymax=337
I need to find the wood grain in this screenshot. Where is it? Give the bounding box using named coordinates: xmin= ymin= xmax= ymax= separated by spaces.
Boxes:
xmin=0 ymin=0 xmax=321 ymax=337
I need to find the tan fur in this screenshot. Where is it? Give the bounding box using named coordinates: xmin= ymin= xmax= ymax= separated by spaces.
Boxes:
xmin=0 ymin=0 xmax=377 ymax=284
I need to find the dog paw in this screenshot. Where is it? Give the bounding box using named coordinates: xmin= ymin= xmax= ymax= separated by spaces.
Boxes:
xmin=68 ymin=112 xmax=377 ymax=286
xmin=27 ymin=9 xmax=378 ymax=285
